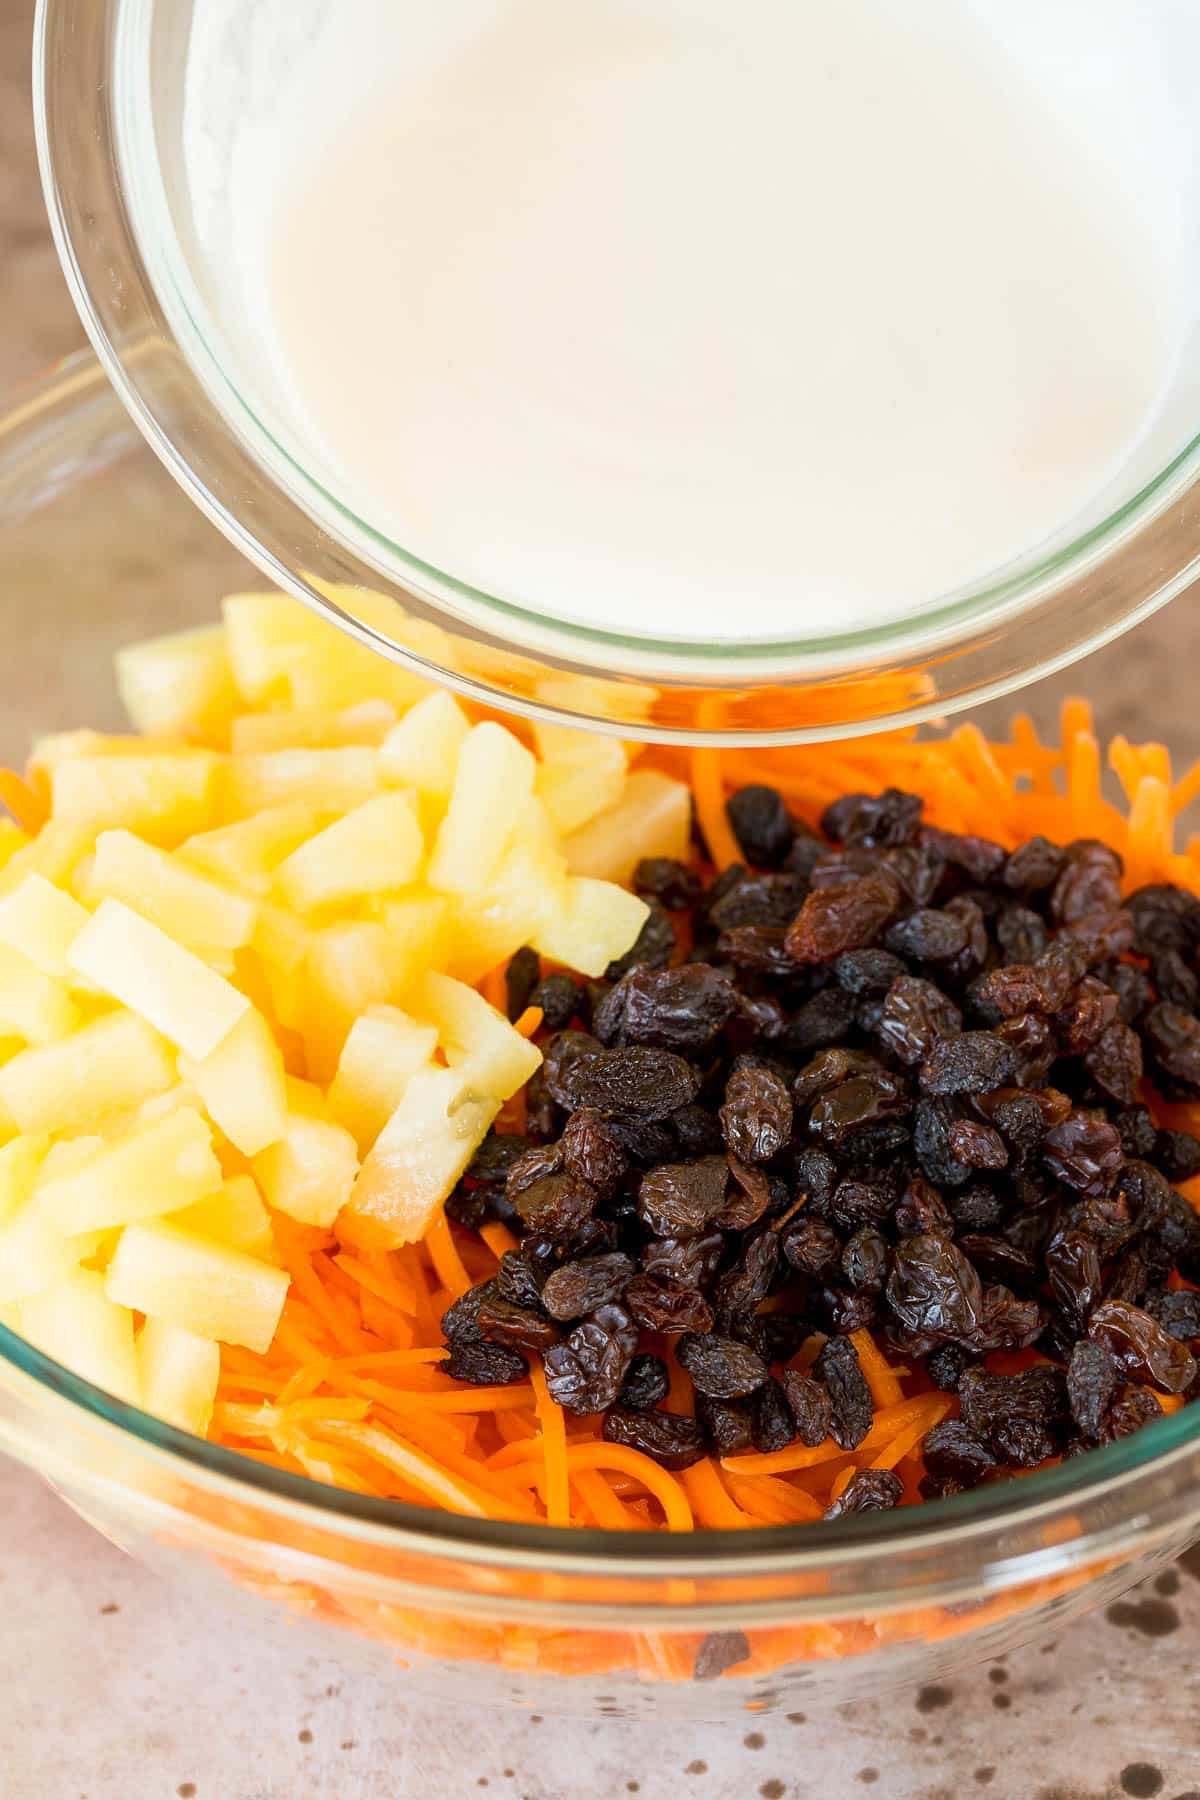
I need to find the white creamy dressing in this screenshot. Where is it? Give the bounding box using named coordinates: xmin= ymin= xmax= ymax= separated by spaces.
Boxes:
xmin=194 ymin=0 xmax=1189 ymax=642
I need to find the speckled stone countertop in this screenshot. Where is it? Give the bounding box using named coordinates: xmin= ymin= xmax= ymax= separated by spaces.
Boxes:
xmin=3 ymin=2 xmax=1200 ymax=1795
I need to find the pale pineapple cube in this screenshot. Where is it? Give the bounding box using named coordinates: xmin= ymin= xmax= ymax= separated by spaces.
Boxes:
xmin=223 ymin=588 xmax=429 ymax=712
xmin=378 ymin=691 xmax=469 ymax=797
xmin=178 ymin=1005 xmax=287 ymax=1157
xmin=174 ymin=1173 xmax=274 ymax=1258
xmin=563 ymin=769 xmax=691 ymax=883
xmin=412 ymin=972 xmax=541 ymax=1100
xmin=0 ymin=1194 xmax=79 ymax=1305
xmin=230 ymin=699 xmax=397 ymax=753
xmin=0 ymin=1135 xmax=46 ymax=1224
xmin=36 ymin=1106 xmax=222 ymax=1236
xmin=371 ymin=890 xmax=450 ymax=988
xmin=21 ymin=1268 xmax=140 ymax=1403
xmin=0 ymin=945 xmax=80 ymax=1044
xmin=136 ymin=1316 xmax=220 ymax=1435
xmin=284 ymin=1074 xmax=329 ymax=1119
xmin=222 ymin=591 xmax=314 ymax=703
xmin=253 ymin=1112 xmax=359 ymax=1227
xmin=224 ymin=747 xmax=379 ymax=819
xmin=106 ymin=1219 xmax=289 ymax=1353
xmin=67 ymin=899 xmax=249 ymax=1060
xmin=300 ymin=921 xmax=396 ymax=1082
xmin=0 ymin=820 xmax=95 ymax=902
xmin=276 ymin=791 xmax=423 ymax=913
xmin=179 ymin=804 xmax=328 ymax=897
xmin=532 ymin=877 xmax=651 ymax=978
xmin=87 ymin=830 xmax=256 ymax=952
xmin=115 ymin=624 xmax=238 ymax=744
xmin=444 ymin=838 xmax=565 ymax=984
xmin=0 ymin=820 xmax=28 ymax=873
xmin=327 ymin=1006 xmax=439 ymax=1150
xmin=340 ymin=1064 xmax=500 ymax=1249
xmin=247 ymin=904 xmax=314 ymax=1033
xmin=533 ymin=724 xmax=628 ymax=835
xmin=428 ymin=723 xmax=536 ymax=897
xmin=0 ymin=873 xmax=89 ymax=977
xmin=49 ymin=749 xmax=220 ymax=844
xmin=0 ymin=1012 xmax=175 ymax=1134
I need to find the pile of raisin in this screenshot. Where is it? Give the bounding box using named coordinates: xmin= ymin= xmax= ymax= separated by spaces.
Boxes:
xmin=442 ymin=782 xmax=1200 ymax=1520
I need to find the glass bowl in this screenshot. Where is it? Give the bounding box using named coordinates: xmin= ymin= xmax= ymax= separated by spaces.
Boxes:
xmin=2 ymin=352 xmax=1200 ymax=1719
xmin=33 ymin=0 xmax=1200 ymax=745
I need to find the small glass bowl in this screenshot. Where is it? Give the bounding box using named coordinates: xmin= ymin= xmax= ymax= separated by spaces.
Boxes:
xmin=33 ymin=0 xmax=1200 ymax=744
xmin=2 ymin=352 xmax=1200 ymax=1718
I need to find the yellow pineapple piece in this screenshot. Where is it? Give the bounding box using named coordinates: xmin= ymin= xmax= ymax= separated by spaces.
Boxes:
xmin=136 ymin=1316 xmax=220 ymax=1435
xmin=253 ymin=1112 xmax=359 ymax=1228
xmin=174 ymin=1173 xmax=274 ymax=1259
xmin=533 ymin=723 xmax=628 ymax=835
xmin=21 ymin=1268 xmax=140 ymax=1403
xmin=326 ymin=1005 xmax=439 ymax=1151
xmin=223 ymin=588 xmax=431 ymax=712
xmin=533 ymin=876 xmax=650 ymax=978
xmin=0 ymin=1011 xmax=175 ymax=1135
xmin=300 ymin=921 xmax=396 ymax=1082
xmin=0 ymin=1135 xmax=46 ymax=1224
xmin=86 ymin=830 xmax=257 ymax=953
xmin=106 ymin=1218 xmax=289 ymax=1353
xmin=48 ymin=748 xmax=221 ymax=844
xmin=224 ymin=747 xmax=379 ymax=819
xmin=178 ymin=803 xmax=329 ymax=897
xmin=0 ymin=945 xmax=80 ymax=1045
xmin=378 ymin=691 xmax=469 ymax=796
xmin=67 ymin=899 xmax=250 ymax=1060
xmin=370 ymin=890 xmax=450 ymax=989
xmin=428 ymin=722 xmax=536 ymax=897
xmin=444 ymin=836 xmax=565 ymax=984
xmin=276 ymin=791 xmax=423 ymax=914
xmin=340 ymin=1064 xmax=499 ymax=1249
xmin=0 ymin=820 xmax=96 ymax=902
xmin=0 ymin=872 xmax=89 ymax=977
xmin=563 ymin=769 xmax=691 ymax=883
xmin=230 ymin=699 xmax=397 ymax=753
xmin=115 ymin=624 xmax=238 ymax=744
xmin=412 ymin=971 xmax=541 ymax=1100
xmin=0 ymin=820 xmax=28 ymax=873
xmin=178 ymin=1005 xmax=288 ymax=1157
xmin=36 ymin=1105 xmax=222 ymax=1236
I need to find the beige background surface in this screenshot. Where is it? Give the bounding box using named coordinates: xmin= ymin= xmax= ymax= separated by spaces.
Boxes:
xmin=3 ymin=2 xmax=1200 ymax=1795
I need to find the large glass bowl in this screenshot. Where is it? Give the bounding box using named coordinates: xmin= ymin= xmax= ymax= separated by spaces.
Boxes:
xmin=2 ymin=353 xmax=1199 ymax=1719
xmin=32 ymin=0 xmax=1200 ymax=745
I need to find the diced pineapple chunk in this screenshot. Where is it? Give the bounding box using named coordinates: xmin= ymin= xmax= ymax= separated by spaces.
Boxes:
xmin=428 ymin=723 xmax=536 ymax=897
xmin=0 ymin=1191 xmax=79 ymax=1305
xmin=0 ymin=1135 xmax=46 ymax=1224
xmin=0 ymin=872 xmax=89 ymax=977
xmin=49 ymin=749 xmax=220 ymax=843
xmin=371 ymin=890 xmax=450 ymax=988
xmin=533 ymin=724 xmax=628 ymax=835
xmin=532 ymin=876 xmax=651 ymax=978
xmin=21 ymin=1268 xmax=140 ymax=1402
xmin=87 ymin=830 xmax=256 ymax=952
xmin=0 ymin=820 xmax=95 ymax=901
xmin=0 ymin=820 xmax=28 ymax=873
xmin=230 ymin=699 xmax=397 ymax=753
xmin=444 ymin=838 xmax=565 ymax=984
xmin=106 ymin=1219 xmax=288 ymax=1353
xmin=115 ymin=624 xmax=238 ymax=744
xmin=276 ymin=791 xmax=423 ymax=913
xmin=563 ymin=769 xmax=691 ymax=883
xmin=253 ymin=1112 xmax=359 ymax=1227
xmin=224 ymin=747 xmax=379 ymax=819
xmin=136 ymin=1316 xmax=220 ymax=1435
xmin=412 ymin=972 xmax=541 ymax=1100
xmin=0 ymin=1012 xmax=175 ymax=1134
xmin=379 ymin=691 xmax=469 ymax=796
xmin=174 ymin=1173 xmax=274 ymax=1258
xmin=67 ymin=899 xmax=249 ymax=1060
xmin=340 ymin=1064 xmax=500 ymax=1249
xmin=222 ymin=591 xmax=315 ymax=703
xmin=36 ymin=1105 xmax=222 ymax=1236
xmin=179 ymin=804 xmax=329 ymax=896
xmin=178 ymin=1005 xmax=287 ymax=1157
xmin=300 ymin=922 xmax=397 ymax=1082
xmin=327 ymin=1006 xmax=439 ymax=1151
xmin=223 ymin=589 xmax=430 ymax=713
xmin=0 ymin=944 xmax=80 ymax=1044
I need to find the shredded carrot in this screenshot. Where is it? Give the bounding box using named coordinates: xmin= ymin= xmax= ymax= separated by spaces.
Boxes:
xmin=425 ymin=1212 xmax=473 ymax=1299
xmin=480 ymin=962 xmax=508 ymax=1012
xmin=530 ymin=1362 xmax=570 ymax=1527
xmin=690 ymin=745 xmax=742 ymax=871
xmin=513 ymin=1004 xmax=544 ymax=1039
xmin=0 ymin=767 xmax=48 ymax=833
xmin=849 ymin=1329 xmax=905 ymax=1409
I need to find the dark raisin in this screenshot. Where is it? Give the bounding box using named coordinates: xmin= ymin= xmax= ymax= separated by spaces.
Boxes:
xmin=782 ymin=1214 xmax=842 ymax=1278
xmin=994 ymin=1012 xmax=1057 ymax=1087
xmin=513 ymin=1172 xmax=599 ymax=1239
xmin=540 ymin=1253 xmax=636 ymax=1321
xmin=559 ymin=1108 xmax=629 ymax=1196
xmin=1066 ymin=1338 xmax=1118 ymax=1441
xmin=726 ymin=785 xmax=794 ymax=869
xmin=815 ymin=1334 xmax=874 ymax=1448
xmin=605 ymin=898 xmax=676 ymax=980
xmin=886 ymin=1234 xmax=984 ymax=1350
xmin=711 ymin=1228 xmax=780 ymax=1320
xmin=1087 ymin=1298 xmax=1197 ymax=1394
xmin=672 ymin=1104 xmax=725 ymax=1158
xmin=720 ymin=1063 xmax=794 ymax=1164
xmin=821 ymin=788 xmax=923 ymax=849
xmin=698 ymin=1394 xmax=755 ymax=1457
xmin=946 ymin=1119 xmax=1008 ymax=1170
xmin=1102 ymin=1383 xmax=1163 ymax=1442
xmin=602 ymin=1407 xmax=706 ymax=1470
xmin=676 ymin=1332 xmax=769 ymax=1400
xmin=550 ymin=1045 xmax=702 ymax=1119
xmin=641 ymin=1228 xmax=726 ymax=1290
xmin=1154 ymin=1127 xmax=1200 ymax=1182
xmin=504 ymin=946 xmax=541 ymax=1022
xmin=807 ymin=1076 xmax=911 ymax=1155
xmin=1104 ymin=961 xmax=1153 ymax=1025
xmin=495 ymin=1251 xmax=547 ymax=1310
xmin=884 ymin=908 xmax=969 ymax=963
xmin=922 ymin=1420 xmax=996 ymax=1490
xmin=751 ymin=1377 xmax=796 ymax=1453
xmin=829 ymin=1175 xmax=898 ymax=1230
xmin=604 ymin=963 xmax=738 ymax=1055
xmin=946 ymin=1182 xmax=1006 ymax=1232
xmin=476 ymin=1294 xmax=561 ymax=1352
xmin=996 ymin=906 xmax=1049 ymax=965
xmin=528 ymin=973 xmax=580 ymax=1032
xmin=610 ymin=1116 xmax=679 ymax=1164
xmin=925 ymin=1343 xmax=973 ymax=1391
xmin=1083 ymin=1021 xmax=1143 ymax=1106
xmin=693 ymin=1630 xmax=752 ymax=1681
xmin=1143 ymin=1288 xmax=1200 ymax=1342
xmin=776 ymin=988 xmax=857 ymax=1056
xmin=708 ymin=871 xmax=809 ymax=932
xmin=841 ymin=1225 xmax=888 ymax=1292
xmin=823 ymin=1468 xmax=903 ymax=1519
xmin=522 ymin=1065 xmax=561 ymax=1140
xmin=1128 ymin=882 xmax=1200 ymax=956
xmin=468 ymin=1131 xmax=536 ymax=1188
xmin=833 ymin=947 xmax=908 ymax=996
xmin=716 ymin=924 xmax=803 ymax=978
xmin=634 ymin=857 xmax=702 ymax=911
xmin=919 ymin=826 xmax=1007 ymax=884
xmin=618 ymin=1353 xmax=671 ymax=1412
xmin=1050 ymin=840 xmax=1123 ymax=926
xmin=624 ymin=1273 xmax=715 ymax=1335
xmin=1003 ymin=836 xmax=1066 ymax=894
xmin=920 ymin=1031 xmax=1017 ymax=1096
xmin=542 ymin=1304 xmax=639 ymax=1414
xmin=959 ymin=1364 xmax=1066 ymax=1468
xmin=877 ymin=975 xmax=963 ymax=1068
xmin=785 ymin=873 xmax=902 ymax=963
xmin=1041 ymin=1110 xmax=1123 ymax=1198
xmin=1044 ymin=1227 xmax=1102 ymax=1327
xmin=638 ymin=1156 xmax=729 ymax=1238
xmin=912 ymin=1097 xmax=973 ymax=1189
xmin=894 ymin=1175 xmax=955 ymax=1237
xmin=443 ymin=1184 xmax=491 ymax=1233
xmin=1151 ymin=948 xmax=1200 ymax=1012
xmin=441 ymin=1339 xmax=528 ymax=1385
xmin=1143 ymin=1002 xmax=1200 ymax=1096
xmin=957 ymin=1233 xmax=1039 ymax=1291
xmin=779 ymin=1370 xmax=834 ymax=1446
xmin=793 ymin=1046 xmax=886 ymax=1106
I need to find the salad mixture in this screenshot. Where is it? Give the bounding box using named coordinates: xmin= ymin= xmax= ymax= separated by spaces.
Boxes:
xmin=1 ymin=592 xmax=1198 ymax=1555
